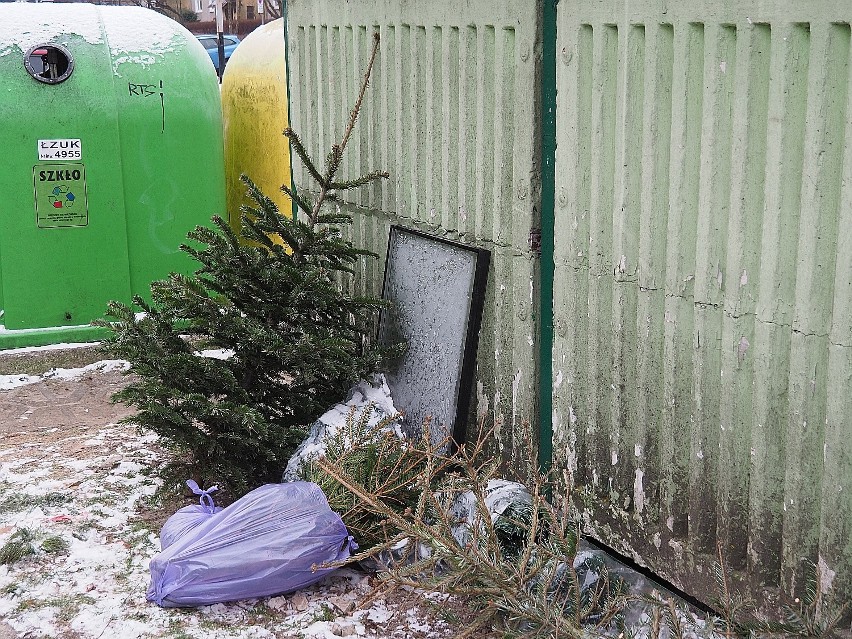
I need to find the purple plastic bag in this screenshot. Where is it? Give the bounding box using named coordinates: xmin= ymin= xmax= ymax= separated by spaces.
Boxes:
xmin=159 ymin=480 xmax=223 ymax=551
xmin=147 ymin=482 xmax=357 ymax=607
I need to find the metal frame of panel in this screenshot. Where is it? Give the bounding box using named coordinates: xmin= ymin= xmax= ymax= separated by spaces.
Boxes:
xmin=377 ymin=225 xmax=491 ymax=450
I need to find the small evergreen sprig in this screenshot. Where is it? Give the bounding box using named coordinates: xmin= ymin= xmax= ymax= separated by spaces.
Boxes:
xmin=98 ymin=32 xmax=400 ymax=496
xmin=281 ymin=33 xmax=388 ymax=229
xmin=299 ymin=403 xmax=424 ymax=549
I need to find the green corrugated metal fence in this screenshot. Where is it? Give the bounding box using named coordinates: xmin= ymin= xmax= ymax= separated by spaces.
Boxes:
xmin=286 ymin=0 xmax=542 ymax=465
xmin=286 ymin=0 xmax=852 ymax=608
xmin=553 ymin=0 xmax=852 ymax=603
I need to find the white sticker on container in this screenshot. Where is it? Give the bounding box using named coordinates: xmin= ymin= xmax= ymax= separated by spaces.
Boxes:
xmin=38 ymin=139 xmax=82 ymax=161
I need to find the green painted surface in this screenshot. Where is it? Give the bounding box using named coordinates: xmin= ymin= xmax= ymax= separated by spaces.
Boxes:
xmin=0 ymin=325 xmax=110 ymax=350
xmin=286 ymin=0 xmax=541 ymax=464
xmin=0 ymin=5 xmax=225 ymax=348
xmin=553 ymin=0 xmax=852 ymax=609
xmin=539 ymin=0 xmax=558 ymax=472
xmin=286 ymin=0 xmax=852 ymax=611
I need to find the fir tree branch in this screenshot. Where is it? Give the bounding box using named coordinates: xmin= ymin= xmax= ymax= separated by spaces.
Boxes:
xmin=315 ymin=212 xmax=354 ymax=226
xmin=309 ymin=32 xmax=382 ymax=226
xmin=336 ymin=32 xmax=381 ymax=170
xmin=329 ymin=170 xmax=390 ymax=190
xmin=284 ymin=128 xmax=327 ymax=188
xmin=280 ymin=184 xmax=314 ymax=218
xmin=99 ymin=27 xmax=398 ymax=501
xmin=325 ymin=145 xmax=344 ymax=183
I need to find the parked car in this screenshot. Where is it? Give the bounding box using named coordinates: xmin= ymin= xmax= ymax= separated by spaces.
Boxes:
xmin=196 ymin=34 xmax=240 ymax=72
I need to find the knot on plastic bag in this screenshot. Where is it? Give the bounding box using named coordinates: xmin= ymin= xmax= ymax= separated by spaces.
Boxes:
xmin=186 ymin=479 xmax=218 ymax=514
xmin=346 ymin=535 xmax=359 ymax=552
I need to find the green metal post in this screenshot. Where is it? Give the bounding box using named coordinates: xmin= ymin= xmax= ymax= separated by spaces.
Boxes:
xmin=539 ymin=0 xmax=558 ymax=473
xmin=281 ymin=0 xmax=299 ymax=220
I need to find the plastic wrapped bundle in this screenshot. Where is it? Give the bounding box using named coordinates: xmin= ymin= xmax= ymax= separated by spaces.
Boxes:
xmin=147 ymin=481 xmax=357 ymax=607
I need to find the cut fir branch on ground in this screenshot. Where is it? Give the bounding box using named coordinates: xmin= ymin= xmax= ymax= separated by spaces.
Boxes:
xmin=311 ymin=418 xmax=628 ymax=639
xmin=299 ymin=404 xmax=424 ymax=550
xmin=97 ymin=32 xmax=400 ymax=497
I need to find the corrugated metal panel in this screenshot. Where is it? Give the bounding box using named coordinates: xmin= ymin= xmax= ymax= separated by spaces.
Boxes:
xmin=553 ymin=0 xmax=852 ymax=604
xmin=285 ymin=0 xmax=541 ymax=459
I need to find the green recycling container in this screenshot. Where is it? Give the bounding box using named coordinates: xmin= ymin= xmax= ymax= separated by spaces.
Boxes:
xmin=0 ymin=4 xmax=225 ymax=348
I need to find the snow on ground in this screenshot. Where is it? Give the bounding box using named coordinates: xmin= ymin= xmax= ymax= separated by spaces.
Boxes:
xmin=0 ymin=353 xmax=719 ymax=639
xmin=0 ymin=343 xmax=100 ymax=357
xmin=0 ymin=360 xmax=129 ymax=391
xmin=0 ymin=361 xmax=454 ymax=639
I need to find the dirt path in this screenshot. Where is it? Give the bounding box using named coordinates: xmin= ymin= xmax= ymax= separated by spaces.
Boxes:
xmin=0 ymin=358 xmax=137 ymax=638
xmin=0 ymin=369 xmax=133 ymax=437
xmin=0 ymin=350 xmax=469 ymax=639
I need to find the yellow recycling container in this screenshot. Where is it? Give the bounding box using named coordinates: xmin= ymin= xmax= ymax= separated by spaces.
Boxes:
xmin=221 ymin=19 xmax=291 ymax=234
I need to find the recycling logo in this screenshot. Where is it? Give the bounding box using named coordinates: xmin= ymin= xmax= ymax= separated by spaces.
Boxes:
xmin=48 ymin=185 xmax=77 ymax=209
xmin=33 ymin=162 xmax=88 ymax=228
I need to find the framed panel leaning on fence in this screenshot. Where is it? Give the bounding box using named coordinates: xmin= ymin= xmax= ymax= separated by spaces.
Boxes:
xmin=377 ymin=226 xmax=490 ymax=450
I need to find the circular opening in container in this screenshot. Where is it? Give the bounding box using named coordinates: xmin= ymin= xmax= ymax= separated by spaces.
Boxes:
xmin=24 ymin=44 xmax=74 ymax=84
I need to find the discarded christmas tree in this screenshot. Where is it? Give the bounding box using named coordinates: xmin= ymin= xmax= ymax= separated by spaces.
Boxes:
xmin=99 ymin=33 xmax=398 ymax=495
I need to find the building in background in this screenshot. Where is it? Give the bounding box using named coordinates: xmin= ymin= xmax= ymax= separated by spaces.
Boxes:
xmin=1 ymin=0 xmax=278 ymax=28
xmin=194 ymin=0 xmax=278 ymax=24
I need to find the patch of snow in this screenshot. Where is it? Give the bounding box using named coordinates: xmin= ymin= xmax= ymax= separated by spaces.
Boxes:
xmin=196 ymin=349 xmax=235 ymax=360
xmin=0 ymin=4 xmax=200 ymax=76
xmin=111 ymin=53 xmax=156 ymax=68
xmin=0 ymin=360 xmax=128 ymax=391
xmin=45 ymin=359 xmax=130 ymax=379
xmin=0 ymin=4 xmax=104 ymax=56
xmin=100 ymin=6 xmax=185 ymax=58
xmin=0 ymin=373 xmax=41 ymax=391
xmin=364 ymin=601 xmax=394 ymax=623
xmin=282 ymin=375 xmax=402 ymax=481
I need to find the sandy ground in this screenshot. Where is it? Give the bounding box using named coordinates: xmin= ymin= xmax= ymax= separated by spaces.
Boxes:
xmin=0 ymin=348 xmax=734 ymax=639
xmin=0 ymin=364 xmax=134 ymax=447
xmin=0 ymin=356 xmax=464 ymax=639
